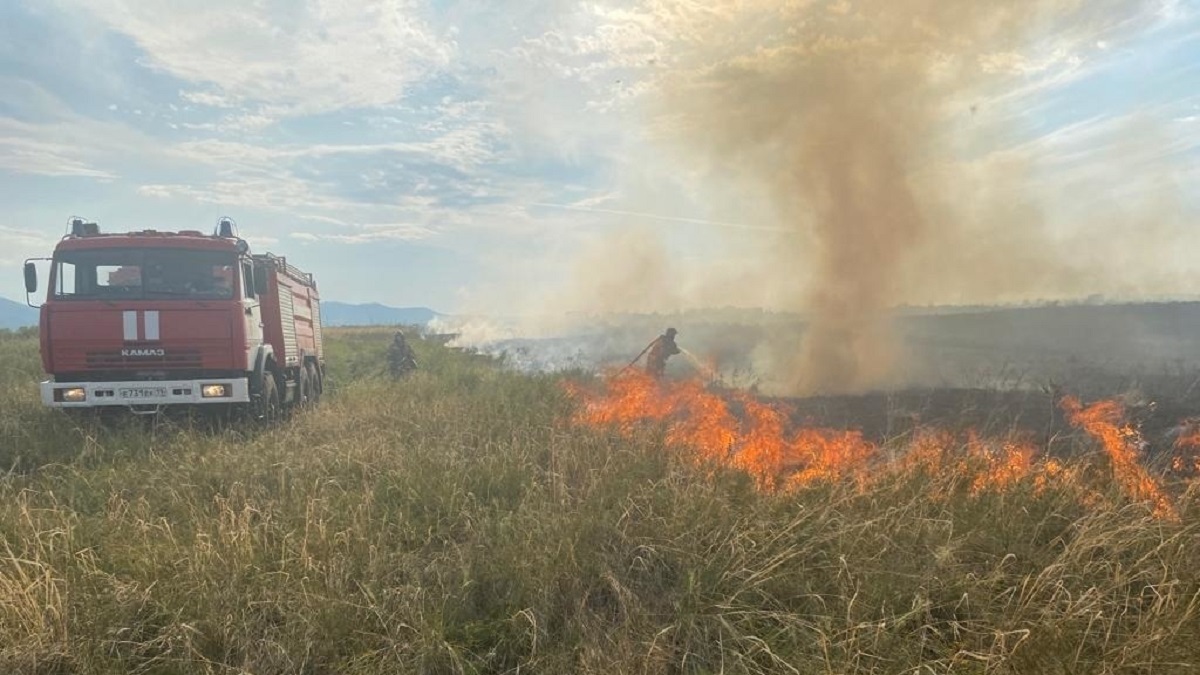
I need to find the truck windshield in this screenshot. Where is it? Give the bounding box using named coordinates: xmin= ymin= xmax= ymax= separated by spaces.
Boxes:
xmin=53 ymin=249 xmax=237 ymax=300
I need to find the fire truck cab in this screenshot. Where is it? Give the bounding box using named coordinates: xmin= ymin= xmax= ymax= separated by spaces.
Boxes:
xmin=24 ymin=217 xmax=325 ymax=419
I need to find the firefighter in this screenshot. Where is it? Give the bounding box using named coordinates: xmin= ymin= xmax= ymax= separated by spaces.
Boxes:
xmin=387 ymin=330 xmax=418 ymax=377
xmin=644 ymin=327 xmax=680 ymax=378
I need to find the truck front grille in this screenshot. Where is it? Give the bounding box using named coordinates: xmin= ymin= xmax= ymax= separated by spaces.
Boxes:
xmin=85 ymin=349 xmax=204 ymax=370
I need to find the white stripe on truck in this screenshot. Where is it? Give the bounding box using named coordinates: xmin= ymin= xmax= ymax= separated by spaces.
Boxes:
xmin=144 ymin=310 xmax=160 ymax=341
xmin=123 ymin=311 xmax=138 ymax=341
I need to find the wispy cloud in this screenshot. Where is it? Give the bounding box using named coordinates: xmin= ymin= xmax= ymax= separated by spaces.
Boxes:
xmin=54 ymin=0 xmax=456 ymax=117
xmin=292 ymin=223 xmax=436 ymax=244
xmin=0 ymin=136 xmax=116 ymax=179
xmin=178 ymin=90 xmax=237 ymax=109
xmin=0 ymin=225 xmax=57 ymax=247
xmin=528 ymin=201 xmax=788 ymax=232
xmin=170 ymin=124 xmax=507 ymax=174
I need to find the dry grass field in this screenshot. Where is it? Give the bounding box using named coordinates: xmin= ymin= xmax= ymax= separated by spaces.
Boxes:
xmin=1 ymin=326 xmax=1199 ymax=674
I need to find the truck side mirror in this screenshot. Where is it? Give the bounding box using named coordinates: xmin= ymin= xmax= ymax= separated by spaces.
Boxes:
xmin=24 ymin=261 xmax=37 ymax=294
xmin=254 ymin=268 xmax=268 ymax=296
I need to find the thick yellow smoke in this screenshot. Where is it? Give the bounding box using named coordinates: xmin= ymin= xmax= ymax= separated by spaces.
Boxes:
xmin=649 ymin=0 xmax=1148 ymax=393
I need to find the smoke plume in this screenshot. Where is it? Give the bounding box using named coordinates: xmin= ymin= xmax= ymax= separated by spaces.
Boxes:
xmin=650 ymin=0 xmax=1149 ymax=394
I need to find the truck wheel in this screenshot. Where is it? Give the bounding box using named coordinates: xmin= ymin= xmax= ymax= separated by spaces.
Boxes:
xmin=305 ymin=362 xmax=321 ymax=404
xmin=257 ymin=372 xmax=281 ymax=423
xmin=297 ymin=364 xmax=312 ymax=409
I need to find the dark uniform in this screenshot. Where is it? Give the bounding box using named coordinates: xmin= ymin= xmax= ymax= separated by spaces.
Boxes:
xmin=645 ymin=327 xmax=680 ymax=378
xmin=387 ymin=331 xmax=418 ymax=377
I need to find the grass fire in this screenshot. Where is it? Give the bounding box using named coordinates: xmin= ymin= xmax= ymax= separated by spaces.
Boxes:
xmin=3 ymin=0 xmax=1199 ymax=673
xmin=569 ymin=369 xmax=1196 ymax=521
xmin=4 ymin=324 xmax=1200 ymax=673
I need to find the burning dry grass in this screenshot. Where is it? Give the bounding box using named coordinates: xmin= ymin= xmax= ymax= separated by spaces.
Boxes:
xmin=1061 ymin=396 xmax=1179 ymax=520
xmin=1 ymin=329 xmax=1200 ymax=673
xmin=569 ymin=370 xmax=1197 ymax=520
xmin=1172 ymin=422 xmax=1200 ymax=477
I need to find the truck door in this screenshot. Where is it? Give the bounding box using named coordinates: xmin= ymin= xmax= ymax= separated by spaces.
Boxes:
xmin=241 ymin=259 xmax=264 ymax=365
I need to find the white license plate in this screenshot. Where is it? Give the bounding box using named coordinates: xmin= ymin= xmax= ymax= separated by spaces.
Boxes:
xmin=119 ymin=387 xmax=168 ymax=399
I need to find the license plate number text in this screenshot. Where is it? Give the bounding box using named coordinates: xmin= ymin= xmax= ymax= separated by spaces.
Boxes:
xmin=119 ymin=388 xmax=167 ymax=399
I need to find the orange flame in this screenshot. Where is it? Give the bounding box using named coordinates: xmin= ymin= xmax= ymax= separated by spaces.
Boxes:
xmin=568 ymin=373 xmax=1184 ymax=519
xmin=572 ymin=370 xmax=876 ymax=491
xmin=1171 ymin=422 xmax=1200 ymax=477
xmin=898 ymin=429 xmax=957 ymax=476
xmin=1060 ymin=397 xmax=1178 ymax=521
xmin=785 ymin=427 xmax=877 ymax=490
xmin=964 ymin=432 xmax=1038 ymax=495
xmin=733 ymin=395 xmax=790 ymax=489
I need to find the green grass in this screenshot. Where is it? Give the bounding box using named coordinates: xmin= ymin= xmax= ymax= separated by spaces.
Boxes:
xmin=1 ymin=327 xmax=1198 ymax=674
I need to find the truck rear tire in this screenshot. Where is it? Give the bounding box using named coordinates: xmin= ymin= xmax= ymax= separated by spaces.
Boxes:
xmin=305 ymin=362 xmax=321 ymax=405
xmin=297 ymin=364 xmax=312 ymax=409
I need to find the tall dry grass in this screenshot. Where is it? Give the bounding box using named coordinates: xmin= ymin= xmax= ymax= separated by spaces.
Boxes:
xmin=0 ymin=327 xmax=1197 ymax=674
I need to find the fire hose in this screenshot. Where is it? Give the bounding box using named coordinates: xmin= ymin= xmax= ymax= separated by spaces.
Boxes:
xmin=619 ymin=338 xmax=659 ymax=375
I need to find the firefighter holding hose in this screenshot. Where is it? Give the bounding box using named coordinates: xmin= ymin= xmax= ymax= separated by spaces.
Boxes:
xmin=640 ymin=327 xmax=680 ymax=379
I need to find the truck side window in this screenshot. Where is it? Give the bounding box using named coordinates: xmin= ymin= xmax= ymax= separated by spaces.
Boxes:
xmin=242 ymin=262 xmax=256 ymax=299
xmin=55 ymin=260 xmax=77 ymax=297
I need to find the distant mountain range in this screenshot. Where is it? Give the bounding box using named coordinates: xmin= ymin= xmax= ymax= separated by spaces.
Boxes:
xmin=0 ymin=299 xmax=439 ymax=330
xmin=0 ymin=297 xmax=37 ymax=330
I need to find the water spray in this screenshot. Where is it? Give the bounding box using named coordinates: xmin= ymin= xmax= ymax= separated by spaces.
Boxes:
xmin=680 ymin=348 xmax=723 ymax=385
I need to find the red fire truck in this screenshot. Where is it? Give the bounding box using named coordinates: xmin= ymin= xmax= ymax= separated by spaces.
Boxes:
xmin=23 ymin=217 xmax=325 ymax=419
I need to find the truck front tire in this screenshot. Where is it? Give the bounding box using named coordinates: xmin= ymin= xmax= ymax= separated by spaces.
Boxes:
xmin=257 ymin=372 xmax=281 ymax=423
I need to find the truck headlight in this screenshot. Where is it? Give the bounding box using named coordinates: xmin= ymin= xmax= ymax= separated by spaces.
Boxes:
xmin=201 ymin=384 xmax=230 ymax=398
xmin=57 ymin=387 xmax=87 ymax=402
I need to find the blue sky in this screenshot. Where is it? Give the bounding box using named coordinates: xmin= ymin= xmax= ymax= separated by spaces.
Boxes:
xmin=1 ymin=0 xmax=1197 ymax=314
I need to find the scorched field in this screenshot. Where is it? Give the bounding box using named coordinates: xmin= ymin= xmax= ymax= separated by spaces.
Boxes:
xmin=1 ymin=326 xmax=1199 ymax=674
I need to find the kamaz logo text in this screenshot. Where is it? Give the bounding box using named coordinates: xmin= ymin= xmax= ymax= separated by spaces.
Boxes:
xmin=122 ymin=348 xmax=166 ymax=358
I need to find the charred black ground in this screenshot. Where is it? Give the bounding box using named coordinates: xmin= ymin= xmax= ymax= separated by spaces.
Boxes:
xmin=766 ymin=385 xmax=1195 ymax=462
